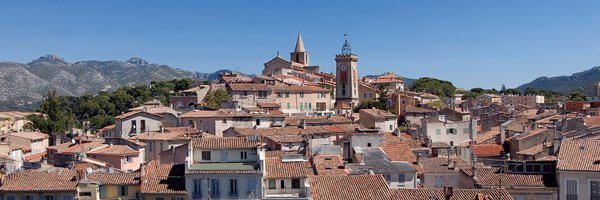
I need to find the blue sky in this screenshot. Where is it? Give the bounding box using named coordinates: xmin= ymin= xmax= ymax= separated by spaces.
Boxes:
xmin=1 ymin=1 xmax=599 ymax=89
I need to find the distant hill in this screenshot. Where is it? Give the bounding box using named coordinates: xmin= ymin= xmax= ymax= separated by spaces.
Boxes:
xmin=0 ymin=55 xmax=244 ymax=111
xmin=517 ymin=66 xmax=600 ymax=94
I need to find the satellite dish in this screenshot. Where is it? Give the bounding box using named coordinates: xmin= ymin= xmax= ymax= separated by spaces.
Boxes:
xmin=86 ymin=167 xmax=93 ymax=174
xmin=71 ymin=139 xmax=76 ymax=144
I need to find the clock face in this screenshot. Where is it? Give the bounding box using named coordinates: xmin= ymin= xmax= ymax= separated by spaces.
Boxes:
xmin=340 ymin=64 xmax=348 ymax=71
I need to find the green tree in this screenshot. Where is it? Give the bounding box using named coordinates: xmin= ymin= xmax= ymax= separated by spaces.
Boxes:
xmin=500 ymin=84 xmax=507 ymax=94
xmin=203 ymin=89 xmax=231 ymax=109
xmin=427 ymin=100 xmax=447 ymax=109
xmin=26 ymin=91 xmax=75 ymax=145
xmin=568 ymin=92 xmax=587 ymax=101
xmin=376 ymin=86 xmax=390 ymax=111
xmin=410 ymin=77 xmax=456 ymax=98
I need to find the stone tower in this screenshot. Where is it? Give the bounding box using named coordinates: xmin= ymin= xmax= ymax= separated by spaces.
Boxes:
xmin=290 ymin=34 xmax=309 ymax=66
xmin=335 ymin=38 xmax=359 ymax=113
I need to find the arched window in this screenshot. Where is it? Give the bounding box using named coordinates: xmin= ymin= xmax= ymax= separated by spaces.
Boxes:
xmin=342 ymin=83 xmax=346 ymax=96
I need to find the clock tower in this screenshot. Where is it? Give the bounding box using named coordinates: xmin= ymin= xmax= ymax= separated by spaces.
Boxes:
xmin=335 ymin=38 xmax=359 ymax=114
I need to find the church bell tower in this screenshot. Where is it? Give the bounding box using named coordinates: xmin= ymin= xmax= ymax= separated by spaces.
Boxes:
xmin=290 ymin=34 xmax=309 ymax=66
xmin=335 ymin=37 xmax=359 ymax=113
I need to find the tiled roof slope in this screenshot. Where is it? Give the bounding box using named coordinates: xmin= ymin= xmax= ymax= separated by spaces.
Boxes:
xmin=308 ymin=175 xmax=393 ymax=200
xmin=88 ymin=172 xmax=140 ymax=185
xmin=0 ymin=170 xmax=78 ymax=192
xmin=391 ymin=188 xmax=513 ymax=200
xmin=191 ymin=137 xmax=258 ymax=150
xmin=265 ymin=153 xmax=314 ymax=179
xmin=460 ymin=167 xmax=558 ymax=188
xmin=557 ymin=139 xmax=600 ymax=172
xmin=141 ymin=161 xmax=186 ymax=195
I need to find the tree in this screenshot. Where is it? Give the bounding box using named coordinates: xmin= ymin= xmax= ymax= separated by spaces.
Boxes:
xmin=427 ymin=100 xmax=447 ymax=109
xmin=568 ymin=92 xmax=587 ymax=101
xmin=376 ymin=86 xmax=390 ymax=111
xmin=500 ymin=84 xmax=507 ymax=94
xmin=204 ymin=89 xmax=231 ymax=109
xmin=410 ymin=77 xmax=456 ymax=98
xmin=26 ymin=91 xmax=75 ymax=145
xmin=505 ymin=88 xmax=521 ymax=95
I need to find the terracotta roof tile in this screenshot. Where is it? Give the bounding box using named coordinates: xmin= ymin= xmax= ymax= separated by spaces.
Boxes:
xmin=460 ymin=167 xmax=558 ymax=188
xmin=360 ymin=108 xmax=397 ymax=119
xmin=114 ymin=110 xmax=163 ymax=120
xmin=0 ymin=170 xmax=78 ymax=192
xmin=191 ymin=137 xmax=258 ymax=150
xmin=87 ymin=145 xmax=139 ymax=156
xmin=392 ymin=188 xmax=513 ymax=200
xmin=265 ymin=154 xmax=314 ymax=179
xmin=9 ymin=131 xmax=48 ymax=140
xmin=311 ymin=154 xmax=348 ymax=176
xmin=88 ymin=172 xmax=140 ymax=185
xmin=404 ymin=105 xmax=435 ymax=114
xmin=381 ymin=133 xmax=422 ymax=174
xmin=471 ymin=144 xmax=504 ymax=157
xmin=308 ymin=175 xmax=393 ymax=200
xmin=141 ymin=161 xmax=186 ymax=195
xmin=557 ymin=139 xmax=600 ymax=172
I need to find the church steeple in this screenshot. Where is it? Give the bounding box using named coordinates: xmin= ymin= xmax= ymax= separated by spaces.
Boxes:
xmin=294 ymin=34 xmax=306 ymax=52
xmin=291 ymin=34 xmax=309 ymax=65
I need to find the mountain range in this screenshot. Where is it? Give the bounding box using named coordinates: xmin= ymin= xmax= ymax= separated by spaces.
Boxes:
xmin=0 ymin=55 xmax=240 ymax=110
xmin=517 ymin=66 xmax=600 ymax=94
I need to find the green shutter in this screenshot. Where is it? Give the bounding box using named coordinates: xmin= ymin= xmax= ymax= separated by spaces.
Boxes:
xmin=436 ymin=129 xmax=441 ymax=135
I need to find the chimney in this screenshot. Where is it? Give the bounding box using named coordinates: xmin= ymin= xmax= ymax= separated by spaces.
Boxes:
xmin=444 ymin=187 xmax=453 ymax=200
xmin=140 ymin=163 xmax=145 ymax=175
xmin=552 ymin=136 xmax=562 ymax=155
xmin=300 ymin=119 xmax=307 ymax=129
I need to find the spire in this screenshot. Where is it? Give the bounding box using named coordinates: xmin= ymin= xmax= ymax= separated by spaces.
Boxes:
xmin=294 ymin=33 xmax=306 ymax=52
xmin=341 ymin=33 xmax=352 ymax=55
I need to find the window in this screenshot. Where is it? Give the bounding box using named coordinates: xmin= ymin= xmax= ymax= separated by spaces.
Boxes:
xmin=240 ymin=151 xmax=248 ymax=160
xmin=258 ymin=91 xmax=268 ymax=98
xmin=436 ymin=129 xmax=441 ymax=135
xmin=202 ymin=151 xmax=211 ymax=160
xmin=156 ymin=197 xmax=164 ymax=200
xmin=171 ymin=198 xmax=184 ymax=200
xmin=268 ymin=180 xmax=276 ymax=189
xmin=450 ymin=141 xmax=454 ymax=146
xmin=398 ymin=174 xmax=406 ymax=182
xmin=242 ymin=91 xmax=248 ymax=96
xmin=246 ymin=179 xmax=257 ymax=196
xmin=390 ymin=125 xmax=393 ymax=131
xmin=140 ymin=120 xmax=146 ymax=132
xmin=277 ymin=92 xmax=282 ymax=98
xmin=126 ymin=156 xmax=132 ymax=163
xmin=401 ymin=99 xmax=406 ymax=104
xmin=566 ymin=179 xmax=578 ymax=200
xmin=591 ymin=180 xmax=600 ymax=200
xmin=463 ymin=128 xmax=469 ymax=134
xmin=222 ymin=119 xmax=227 ymax=124
xmin=292 ymin=179 xmax=301 ymax=189
xmin=385 ymin=175 xmax=391 ymax=182
xmin=364 ymin=93 xmax=367 ymax=98
xmin=188 ymin=119 xmax=194 ymax=126
xmin=369 ymin=93 xmax=373 ymax=98
xmin=446 ymin=128 xmax=457 ymax=135
xmin=367 ymin=143 xmax=372 ymax=147
xmin=99 ymin=185 xmax=107 ymax=198
xmin=287 ymin=102 xmax=290 ymax=109
xmin=193 ymin=179 xmax=202 ymax=199
xmin=256 ymin=119 xmax=261 ymax=126
xmin=342 ymin=83 xmax=346 ymax=96
xmin=300 ymin=92 xmax=305 ymax=98
xmin=210 ymin=179 xmax=220 ymax=198
xmin=300 ymin=102 xmax=304 ymax=111
xmin=62 ymin=196 xmax=72 ymax=200
xmin=160 ymin=142 xmax=163 ymax=152
xmin=280 ymin=180 xmax=285 ymax=189
xmin=285 ymin=92 xmax=290 ymax=98
xmin=119 ymin=185 xmax=128 ymax=196
xmin=321 ymin=92 xmax=327 ymax=98
xmin=229 ymin=179 xmax=238 ymax=197
xmin=131 ymin=120 xmax=137 ymax=132
xmin=22 ymin=195 xmax=34 ymax=200
xmin=308 ymin=103 xmax=312 ymax=110
xmin=6 ymin=196 xmax=15 ymax=200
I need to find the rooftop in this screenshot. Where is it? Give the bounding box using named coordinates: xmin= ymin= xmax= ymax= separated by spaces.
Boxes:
xmin=460 ymin=167 xmax=558 ymax=188
xmin=360 ymin=108 xmax=397 ymax=119
xmin=557 ymin=139 xmax=600 ymax=172
xmin=191 ymin=137 xmax=259 ymax=150
xmin=87 ymin=172 xmax=140 ymax=185
xmin=391 ymin=188 xmax=514 ymax=200
xmin=141 ymin=161 xmax=186 ymax=195
xmin=308 ymin=175 xmax=393 ymax=200
xmin=0 ymin=170 xmax=78 ymax=192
